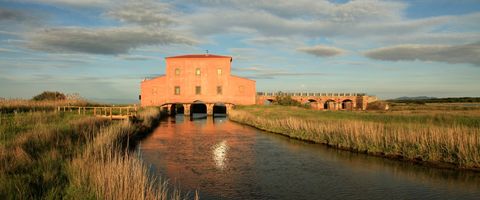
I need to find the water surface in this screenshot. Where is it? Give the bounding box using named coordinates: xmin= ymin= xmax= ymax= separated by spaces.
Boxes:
xmin=139 ymin=115 xmax=480 ymax=200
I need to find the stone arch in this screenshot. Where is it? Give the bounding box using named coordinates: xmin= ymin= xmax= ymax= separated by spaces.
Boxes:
xmin=264 ymin=98 xmax=275 ymax=105
xmin=170 ymin=103 xmax=184 ymax=115
xmin=306 ymin=99 xmax=319 ymax=109
xmin=212 ymin=102 xmax=227 ymax=116
xmin=342 ymin=99 xmax=354 ymax=110
xmin=190 ymin=100 xmax=207 ymax=116
xmin=324 ymin=99 xmax=336 ymax=110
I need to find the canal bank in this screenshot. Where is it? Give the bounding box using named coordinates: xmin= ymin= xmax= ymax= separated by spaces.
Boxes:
xmin=138 ymin=115 xmax=480 ymax=200
xmin=228 ymin=106 xmax=480 ymax=171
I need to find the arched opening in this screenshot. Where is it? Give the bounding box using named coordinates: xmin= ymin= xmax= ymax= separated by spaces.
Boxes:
xmin=170 ymin=103 xmax=184 ymax=115
xmin=213 ymin=103 xmax=227 ymax=117
xmin=342 ymin=99 xmax=353 ymax=110
xmin=324 ymin=99 xmax=336 ymax=110
xmin=190 ymin=100 xmax=207 ymax=118
xmin=264 ymin=99 xmax=275 ymax=105
xmin=306 ymin=99 xmax=318 ymax=109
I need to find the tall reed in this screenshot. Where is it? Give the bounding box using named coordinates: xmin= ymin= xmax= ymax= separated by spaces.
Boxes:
xmin=68 ymin=108 xmax=193 ymax=200
xmin=0 ymin=99 xmax=89 ymax=113
xmin=229 ymin=108 xmax=480 ymax=169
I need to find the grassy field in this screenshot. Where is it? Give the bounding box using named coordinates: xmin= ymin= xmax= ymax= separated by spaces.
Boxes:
xmin=0 ymin=100 xmax=193 ymax=199
xmin=230 ymin=104 xmax=480 ymax=170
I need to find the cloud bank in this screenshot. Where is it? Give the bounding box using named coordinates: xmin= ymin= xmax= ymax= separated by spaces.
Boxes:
xmin=364 ymin=43 xmax=480 ymax=66
xmin=26 ymin=27 xmax=196 ymax=55
xmin=297 ymin=45 xmax=345 ymax=57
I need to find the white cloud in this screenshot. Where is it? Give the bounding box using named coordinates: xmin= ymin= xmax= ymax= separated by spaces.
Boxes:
xmin=26 ymin=27 xmax=196 ymax=55
xmin=297 ymin=45 xmax=345 ymax=57
xmin=0 ymin=47 xmax=18 ymax=53
xmin=174 ymin=0 xmax=478 ymax=47
xmin=21 ymin=0 xmax=112 ymax=7
xmin=364 ymin=42 xmax=480 ymax=66
xmin=106 ymin=0 xmax=176 ymax=27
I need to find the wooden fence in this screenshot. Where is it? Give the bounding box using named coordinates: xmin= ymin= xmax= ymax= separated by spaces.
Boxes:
xmin=57 ymin=106 xmax=138 ymax=120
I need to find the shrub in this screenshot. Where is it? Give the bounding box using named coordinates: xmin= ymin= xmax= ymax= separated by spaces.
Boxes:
xmin=32 ymin=91 xmax=66 ymax=101
xmin=275 ymin=95 xmax=303 ymax=106
xmin=366 ymin=101 xmax=389 ymax=110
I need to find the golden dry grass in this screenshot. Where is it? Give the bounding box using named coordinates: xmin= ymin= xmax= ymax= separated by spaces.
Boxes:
xmin=0 ymin=99 xmax=89 ymax=113
xmin=68 ymin=108 xmax=194 ymax=200
xmin=230 ymin=106 xmax=480 ymax=169
xmin=1 ymin=106 xmax=195 ymax=199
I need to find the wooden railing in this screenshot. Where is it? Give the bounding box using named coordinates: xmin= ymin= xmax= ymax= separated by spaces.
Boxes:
xmin=57 ymin=106 xmax=138 ymax=120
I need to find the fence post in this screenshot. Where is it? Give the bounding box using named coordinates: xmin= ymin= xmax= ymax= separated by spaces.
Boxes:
xmin=94 ymin=107 xmax=96 ymax=116
xmin=78 ymin=107 xmax=81 ymax=115
xmin=109 ymin=107 xmax=112 ymax=120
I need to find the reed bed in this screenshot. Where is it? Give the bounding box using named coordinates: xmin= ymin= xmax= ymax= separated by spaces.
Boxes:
xmin=230 ymin=106 xmax=480 ymax=170
xmin=68 ymin=107 xmax=192 ymax=200
xmin=0 ymin=114 xmax=109 ymax=199
xmin=0 ymin=99 xmax=89 ymax=113
xmin=1 ymin=106 xmax=193 ymax=199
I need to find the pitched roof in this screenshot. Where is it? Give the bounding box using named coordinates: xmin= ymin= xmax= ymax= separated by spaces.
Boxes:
xmin=165 ymin=54 xmax=232 ymax=59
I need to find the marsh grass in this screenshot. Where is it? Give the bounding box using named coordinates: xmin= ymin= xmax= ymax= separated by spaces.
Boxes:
xmin=230 ymin=105 xmax=480 ymax=169
xmin=0 ymin=113 xmax=109 ymax=199
xmin=0 ymin=105 xmax=193 ymax=199
xmin=0 ymin=99 xmax=90 ymax=113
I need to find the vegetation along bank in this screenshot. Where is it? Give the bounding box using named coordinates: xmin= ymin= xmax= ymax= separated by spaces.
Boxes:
xmin=229 ymin=105 xmax=480 ymax=171
xmin=0 ymin=99 xmax=195 ymax=199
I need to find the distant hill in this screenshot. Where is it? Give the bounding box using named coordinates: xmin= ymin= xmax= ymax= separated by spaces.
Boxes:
xmin=393 ymin=96 xmax=437 ymax=101
xmin=388 ymin=97 xmax=480 ymax=103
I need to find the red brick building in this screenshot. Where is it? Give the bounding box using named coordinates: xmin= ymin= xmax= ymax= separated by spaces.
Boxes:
xmin=140 ymin=54 xmax=256 ymax=115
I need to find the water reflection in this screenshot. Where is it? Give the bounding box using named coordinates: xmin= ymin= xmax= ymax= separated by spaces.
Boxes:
xmin=139 ymin=116 xmax=480 ymax=200
xmin=212 ymin=140 xmax=228 ymax=170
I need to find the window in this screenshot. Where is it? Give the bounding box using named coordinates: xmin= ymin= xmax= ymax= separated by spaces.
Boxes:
xmin=195 ymin=68 xmax=201 ymax=76
xmin=217 ymin=86 xmax=222 ymax=95
xmin=217 ymin=68 xmax=222 ymax=76
xmin=195 ymin=86 xmax=201 ymax=95
xmin=175 ymin=68 xmax=180 ymax=76
xmin=174 ymin=86 xmax=180 ymax=95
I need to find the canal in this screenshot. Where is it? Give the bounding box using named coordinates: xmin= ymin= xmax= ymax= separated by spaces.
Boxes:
xmin=138 ymin=115 xmax=480 ymax=200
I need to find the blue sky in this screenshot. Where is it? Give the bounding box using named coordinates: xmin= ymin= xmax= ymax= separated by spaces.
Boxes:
xmin=0 ymin=0 xmax=479 ymax=103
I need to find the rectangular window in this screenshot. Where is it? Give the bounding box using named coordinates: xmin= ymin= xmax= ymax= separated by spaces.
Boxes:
xmin=195 ymin=86 xmax=201 ymax=95
xmin=217 ymin=68 xmax=222 ymax=76
xmin=174 ymin=86 xmax=180 ymax=95
xmin=175 ymin=68 xmax=180 ymax=76
xmin=195 ymin=68 xmax=201 ymax=76
xmin=217 ymin=86 xmax=222 ymax=95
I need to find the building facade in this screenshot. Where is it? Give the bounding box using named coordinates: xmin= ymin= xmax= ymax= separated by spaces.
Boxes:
xmin=140 ymin=54 xmax=256 ymax=110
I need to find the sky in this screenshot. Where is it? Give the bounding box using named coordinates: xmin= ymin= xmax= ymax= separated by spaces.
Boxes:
xmin=0 ymin=0 xmax=479 ymax=103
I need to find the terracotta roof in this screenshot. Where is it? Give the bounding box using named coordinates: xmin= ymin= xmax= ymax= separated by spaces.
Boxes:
xmin=165 ymin=54 xmax=232 ymax=59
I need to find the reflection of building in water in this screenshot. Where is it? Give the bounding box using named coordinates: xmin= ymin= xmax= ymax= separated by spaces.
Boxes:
xmin=139 ymin=117 xmax=256 ymax=197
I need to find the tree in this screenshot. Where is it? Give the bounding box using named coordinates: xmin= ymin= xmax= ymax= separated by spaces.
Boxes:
xmin=274 ymin=95 xmax=307 ymax=107
xmin=32 ymin=91 xmax=66 ymax=101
